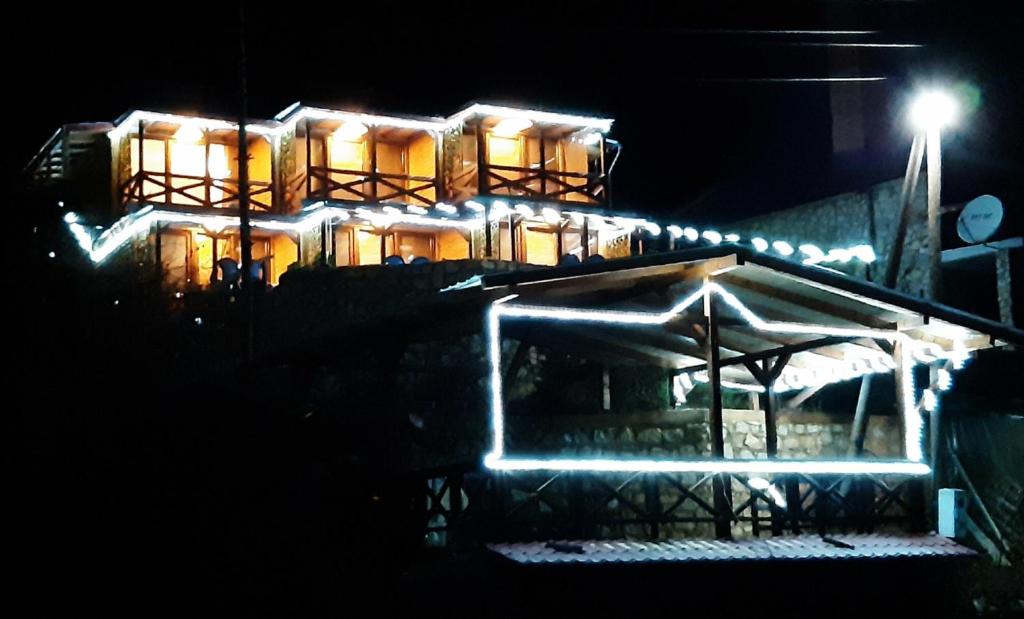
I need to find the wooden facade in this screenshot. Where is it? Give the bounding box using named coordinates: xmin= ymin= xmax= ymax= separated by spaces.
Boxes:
xmin=33 ymin=104 xmax=625 ymax=291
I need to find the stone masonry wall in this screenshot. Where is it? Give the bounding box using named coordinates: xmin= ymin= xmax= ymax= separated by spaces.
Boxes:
xmin=734 ymin=176 xmax=933 ymax=298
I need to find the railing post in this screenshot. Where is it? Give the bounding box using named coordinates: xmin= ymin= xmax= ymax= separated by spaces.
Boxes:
xmin=538 ymin=130 xmax=546 ymax=197
xmin=786 ymin=476 xmax=802 ymax=533
xmin=369 ymin=125 xmax=378 ymax=202
xmin=434 ymin=130 xmax=444 ymax=204
xmin=137 ymin=120 xmax=146 ymax=204
xmin=204 ymin=134 xmax=211 ymax=208
xmin=164 ymin=139 xmax=171 ymax=205
xmin=304 ymin=118 xmax=313 ymax=199
xmin=644 ymin=474 xmax=661 ymax=539
xmin=704 ymin=282 xmax=732 ymax=539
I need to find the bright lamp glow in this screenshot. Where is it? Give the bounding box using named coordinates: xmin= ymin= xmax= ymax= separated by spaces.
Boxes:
xmin=910 ymin=90 xmax=957 ymax=131
xmin=334 ymin=120 xmax=368 ymax=141
xmin=542 ymin=207 xmax=561 ymax=224
xmin=174 ymin=122 xmax=204 ymax=144
xmin=492 ymin=117 xmax=533 ymax=137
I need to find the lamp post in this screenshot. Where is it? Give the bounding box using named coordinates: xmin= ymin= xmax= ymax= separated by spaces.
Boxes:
xmin=885 ymin=90 xmax=958 ymax=300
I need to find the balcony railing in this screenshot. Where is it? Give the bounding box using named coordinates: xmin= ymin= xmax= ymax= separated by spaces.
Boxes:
xmin=121 ymin=170 xmax=273 ymax=211
xmin=484 ymin=164 xmax=608 ymax=204
xmin=308 ymin=166 xmax=437 ymax=207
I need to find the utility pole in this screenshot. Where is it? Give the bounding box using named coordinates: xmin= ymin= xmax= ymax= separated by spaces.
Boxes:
xmin=238 ymin=0 xmax=254 ymax=361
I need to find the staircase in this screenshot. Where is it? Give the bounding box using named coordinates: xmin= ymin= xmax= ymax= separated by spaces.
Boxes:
xmin=25 ymin=123 xmax=112 ymax=184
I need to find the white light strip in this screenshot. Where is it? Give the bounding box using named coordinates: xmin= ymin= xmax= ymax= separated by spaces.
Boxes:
xmin=484 ymin=453 xmax=931 ymax=476
xmin=65 ymin=205 xmax=482 ymax=265
xmin=108 ymin=110 xmax=277 ymax=141
xmin=449 ymin=103 xmax=613 ymax=133
xmin=487 ymin=306 xmax=505 ymax=457
xmin=488 ymin=282 xmax=975 ymax=472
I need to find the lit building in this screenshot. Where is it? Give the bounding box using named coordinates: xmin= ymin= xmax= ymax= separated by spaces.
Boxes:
xmin=29 ymin=102 xmax=883 ymax=294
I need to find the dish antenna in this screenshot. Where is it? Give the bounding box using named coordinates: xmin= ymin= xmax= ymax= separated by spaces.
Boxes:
xmin=957 ymin=195 xmax=1003 ymax=244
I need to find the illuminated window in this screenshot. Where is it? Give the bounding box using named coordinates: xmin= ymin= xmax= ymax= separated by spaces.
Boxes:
xmin=396 ymin=232 xmax=434 ymax=263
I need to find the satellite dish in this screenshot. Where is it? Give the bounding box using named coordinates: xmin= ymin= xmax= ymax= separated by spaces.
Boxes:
xmin=957 ymin=195 xmax=1003 ymax=244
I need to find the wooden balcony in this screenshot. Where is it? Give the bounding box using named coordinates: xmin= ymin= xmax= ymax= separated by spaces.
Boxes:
xmin=307 ymin=166 xmax=438 ymax=207
xmin=482 ymin=163 xmax=609 ymax=204
xmin=121 ymin=170 xmax=273 ymax=212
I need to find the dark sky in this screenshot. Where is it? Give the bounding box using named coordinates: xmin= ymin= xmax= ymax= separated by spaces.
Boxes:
xmin=9 ymin=1 xmax=1024 ymax=223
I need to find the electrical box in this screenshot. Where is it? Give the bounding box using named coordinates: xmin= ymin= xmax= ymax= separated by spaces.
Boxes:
xmin=938 ymin=488 xmax=966 ymax=538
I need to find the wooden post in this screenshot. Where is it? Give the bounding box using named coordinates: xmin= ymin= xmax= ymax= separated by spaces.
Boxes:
xmin=320 ymin=219 xmax=328 ymax=266
xmin=137 ymin=120 xmax=145 ymax=204
xmin=270 ymin=135 xmax=281 ymax=213
xmin=538 ymin=130 xmax=546 ymax=197
xmin=509 ymin=215 xmax=517 ymax=262
xmin=476 ymin=121 xmax=488 ymax=196
xmin=320 ymin=133 xmax=329 ymax=200
xmin=762 ymin=358 xmax=778 ymax=458
xmin=304 ymin=118 xmax=313 ymax=198
xmin=704 ymin=283 xmax=731 ymax=539
xmin=237 ymin=2 xmax=254 ymax=362
xmin=163 ymin=139 xmax=172 ymax=205
xmin=581 ymin=217 xmax=591 ymax=260
xmin=434 ymin=130 xmax=444 ymax=205
xmin=849 ymin=375 xmax=873 ymax=456
xmin=926 ymin=127 xmax=942 ymax=301
xmin=154 ymin=224 xmax=162 ymax=283
xmin=204 ymin=135 xmax=212 ymax=207
xmin=894 ymin=340 xmax=927 ymax=531
xmin=884 ymin=133 xmax=925 ymax=289
xmin=644 ymin=475 xmax=661 ymax=539
xmin=368 ymin=125 xmax=378 ymax=202
xmin=477 ymin=123 xmax=491 ymax=258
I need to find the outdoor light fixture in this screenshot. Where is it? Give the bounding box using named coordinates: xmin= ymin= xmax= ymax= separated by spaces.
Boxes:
xmin=582 ymin=132 xmax=602 ymax=146
xmin=772 ymin=241 xmax=795 ymax=256
xmin=702 ymin=230 xmax=723 ymax=244
xmin=174 ymin=122 xmax=204 ymax=144
xmin=910 ymin=90 xmax=958 ymax=131
xmin=492 ymin=117 xmax=533 ymax=137
xmin=333 ymin=120 xmax=368 ymax=141
xmin=514 ymin=203 xmax=535 ymax=218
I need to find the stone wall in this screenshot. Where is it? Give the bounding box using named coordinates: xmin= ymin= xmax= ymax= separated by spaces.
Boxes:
xmin=508 ymin=409 xmax=902 ymax=461
xmin=734 ymin=176 xmax=933 ymax=298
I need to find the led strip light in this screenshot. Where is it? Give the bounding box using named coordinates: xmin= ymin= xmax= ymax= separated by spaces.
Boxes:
xmin=485 ymin=282 xmax=972 ymax=474
xmin=64 ymin=204 xmax=483 ymax=265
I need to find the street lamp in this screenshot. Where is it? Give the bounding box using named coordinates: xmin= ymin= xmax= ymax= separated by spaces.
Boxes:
xmin=885 ymin=89 xmax=959 ymax=300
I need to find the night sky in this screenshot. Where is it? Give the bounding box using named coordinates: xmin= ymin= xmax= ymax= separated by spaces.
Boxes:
xmin=9 ymin=2 xmax=1023 ymax=225
xmin=10 ymin=4 xmax=1024 ymax=613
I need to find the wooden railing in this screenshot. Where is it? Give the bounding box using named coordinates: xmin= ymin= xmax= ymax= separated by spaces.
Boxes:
xmin=120 ymin=170 xmax=273 ymax=211
xmin=422 ymin=469 xmax=924 ymax=543
xmin=484 ymin=164 xmax=608 ymax=204
xmin=307 ymin=166 xmax=438 ymax=207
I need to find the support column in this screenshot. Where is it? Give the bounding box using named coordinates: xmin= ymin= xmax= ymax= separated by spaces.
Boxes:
xmin=704 ymin=282 xmax=731 ymax=539
xmin=926 ymin=127 xmax=943 ymax=301
xmin=477 ymin=123 xmax=491 ymax=258
xmin=996 ymin=248 xmax=1014 ymax=326
xmin=304 ymin=118 xmax=313 ymax=198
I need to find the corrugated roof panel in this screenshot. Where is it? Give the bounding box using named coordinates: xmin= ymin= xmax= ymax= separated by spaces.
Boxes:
xmin=489 ymin=534 xmax=977 ymax=565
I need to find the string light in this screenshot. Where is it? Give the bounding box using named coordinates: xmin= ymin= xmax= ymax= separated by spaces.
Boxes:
xmin=487 ymin=282 xmax=976 ymax=472
xmin=485 ymin=454 xmax=931 ymax=476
